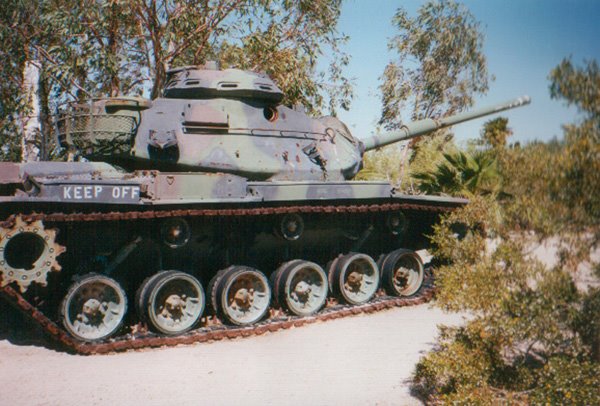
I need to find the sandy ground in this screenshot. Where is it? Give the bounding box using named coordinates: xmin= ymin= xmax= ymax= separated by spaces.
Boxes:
xmin=0 ymin=304 xmax=463 ymax=406
xmin=2 ymin=240 xmax=595 ymax=406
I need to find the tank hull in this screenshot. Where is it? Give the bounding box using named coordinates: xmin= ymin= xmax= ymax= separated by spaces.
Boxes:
xmin=0 ymin=162 xmax=464 ymax=351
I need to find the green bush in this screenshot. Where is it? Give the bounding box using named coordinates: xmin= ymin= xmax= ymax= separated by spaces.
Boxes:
xmin=411 ymin=57 xmax=600 ymax=404
xmin=413 ymin=197 xmax=599 ymax=403
xmin=530 ymin=357 xmax=600 ymax=404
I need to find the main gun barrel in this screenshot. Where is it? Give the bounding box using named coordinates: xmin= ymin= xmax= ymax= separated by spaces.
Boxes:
xmin=361 ymin=95 xmax=531 ymax=152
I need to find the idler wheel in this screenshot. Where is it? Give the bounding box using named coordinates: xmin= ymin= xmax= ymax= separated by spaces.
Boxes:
xmin=271 ymin=260 xmax=328 ymax=316
xmin=328 ymin=253 xmax=379 ymax=305
xmin=60 ymin=274 xmax=127 ymax=341
xmin=210 ymin=266 xmax=271 ymax=326
xmin=136 ymin=271 xmax=205 ymax=335
xmin=378 ymin=249 xmax=424 ymax=297
xmin=0 ymin=216 xmax=65 ymax=292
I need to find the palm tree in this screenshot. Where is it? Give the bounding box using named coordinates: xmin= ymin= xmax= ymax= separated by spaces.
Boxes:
xmin=413 ymin=150 xmax=500 ymax=197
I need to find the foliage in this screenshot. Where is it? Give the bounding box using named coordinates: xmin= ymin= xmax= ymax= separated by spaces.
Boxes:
xmin=39 ymin=0 xmax=351 ymax=108
xmin=41 ymin=0 xmax=142 ymax=99
xmin=413 ymin=149 xmax=499 ymax=197
xmin=0 ymin=0 xmax=39 ymax=161
xmin=549 ymin=58 xmax=600 ymax=241
xmin=355 ymin=134 xmax=456 ymax=193
xmin=497 ymin=142 xmax=561 ymax=233
xmin=218 ymin=0 xmax=352 ymax=114
xmin=556 ymin=121 xmax=600 ymax=231
xmin=370 ymin=0 xmax=489 ymax=186
xmin=415 ymin=196 xmax=600 ymax=403
xmin=530 ymin=356 xmax=600 ymax=404
xmin=408 ymin=116 xmax=514 ymax=198
xmin=480 ymin=117 xmax=512 ymax=150
xmin=354 ymin=146 xmax=405 ymax=183
xmin=574 ymin=288 xmax=600 ymax=361
xmin=379 ymin=0 xmax=489 ymax=129
xmin=413 ymin=322 xmax=532 ymax=404
xmin=549 ymin=58 xmax=600 ymax=119
xmin=1 ymin=0 xmax=351 ymax=161
xmin=412 ymin=58 xmax=600 ymax=404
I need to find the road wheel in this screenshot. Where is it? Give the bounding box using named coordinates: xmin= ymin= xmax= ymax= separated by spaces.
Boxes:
xmin=272 ymin=260 xmax=328 ymax=316
xmin=213 ymin=266 xmax=271 ymax=326
xmin=328 ymin=253 xmax=379 ymax=305
xmin=60 ymin=274 xmax=127 ymax=341
xmin=137 ymin=271 xmax=205 ymax=335
xmin=379 ymin=249 xmax=424 ymax=297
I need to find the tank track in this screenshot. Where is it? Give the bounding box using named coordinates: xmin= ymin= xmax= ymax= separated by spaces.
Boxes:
xmin=0 ymin=275 xmax=435 ymax=355
xmin=0 ymin=201 xmax=448 ymax=355
xmin=0 ymin=201 xmax=454 ymax=226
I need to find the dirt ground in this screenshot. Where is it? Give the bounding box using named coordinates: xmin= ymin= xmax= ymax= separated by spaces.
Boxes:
xmin=0 ymin=303 xmax=463 ymax=406
xmin=3 ymin=239 xmax=594 ymax=406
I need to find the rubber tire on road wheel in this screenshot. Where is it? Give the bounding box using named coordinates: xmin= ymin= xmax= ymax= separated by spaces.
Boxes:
xmin=60 ymin=273 xmax=127 ymax=342
xmin=136 ymin=271 xmax=205 ymax=335
xmin=214 ymin=266 xmax=271 ymax=326
xmin=378 ymin=249 xmax=424 ymax=297
xmin=327 ymin=252 xmax=379 ymax=305
xmin=271 ymin=260 xmax=328 ymax=316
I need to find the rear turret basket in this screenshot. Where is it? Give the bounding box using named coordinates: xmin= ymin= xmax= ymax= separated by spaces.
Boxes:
xmin=54 ymin=97 xmax=151 ymax=156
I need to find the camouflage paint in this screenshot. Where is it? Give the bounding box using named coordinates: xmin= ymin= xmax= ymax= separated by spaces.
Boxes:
xmin=53 ymin=65 xmax=529 ymax=185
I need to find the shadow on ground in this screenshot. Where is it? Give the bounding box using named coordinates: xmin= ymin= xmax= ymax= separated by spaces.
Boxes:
xmin=0 ymin=298 xmax=61 ymax=351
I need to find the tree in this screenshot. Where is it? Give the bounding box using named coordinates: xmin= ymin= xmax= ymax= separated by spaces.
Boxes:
xmin=379 ymin=0 xmax=489 ymax=129
xmin=43 ymin=0 xmax=350 ymax=111
xmin=480 ymin=116 xmax=512 ymax=149
xmin=0 ymin=1 xmax=60 ymax=161
xmin=549 ymin=58 xmax=600 ymax=120
xmin=0 ymin=0 xmax=352 ymax=162
xmin=216 ymin=0 xmax=351 ymax=114
xmin=549 ymin=58 xmax=600 ymax=238
xmin=413 ymin=149 xmax=499 ymax=197
xmin=374 ymin=0 xmax=489 ymax=188
xmin=41 ymin=0 xmax=142 ymax=99
xmin=128 ymin=0 xmax=246 ymax=99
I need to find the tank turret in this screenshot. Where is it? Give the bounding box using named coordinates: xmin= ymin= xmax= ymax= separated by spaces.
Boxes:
xmin=56 ymin=65 xmax=530 ymax=182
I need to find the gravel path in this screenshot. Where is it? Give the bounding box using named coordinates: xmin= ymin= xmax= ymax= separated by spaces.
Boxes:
xmin=0 ymin=303 xmax=463 ymax=406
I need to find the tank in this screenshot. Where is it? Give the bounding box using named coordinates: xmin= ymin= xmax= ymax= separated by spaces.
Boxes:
xmin=0 ymin=64 xmax=530 ymax=352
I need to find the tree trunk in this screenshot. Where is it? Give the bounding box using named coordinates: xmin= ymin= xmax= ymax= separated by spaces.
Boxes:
xmin=150 ymin=62 xmax=165 ymax=100
xmin=38 ymin=60 xmax=51 ymax=161
xmin=21 ymin=61 xmax=41 ymax=162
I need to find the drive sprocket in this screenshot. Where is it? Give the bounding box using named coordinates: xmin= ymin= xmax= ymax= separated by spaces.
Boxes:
xmin=0 ymin=215 xmax=65 ymax=292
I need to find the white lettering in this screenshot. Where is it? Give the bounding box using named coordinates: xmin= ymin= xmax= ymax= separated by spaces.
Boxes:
xmin=62 ymin=184 xmax=140 ymax=200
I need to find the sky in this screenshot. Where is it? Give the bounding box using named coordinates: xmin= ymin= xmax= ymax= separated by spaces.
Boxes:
xmin=334 ymin=0 xmax=600 ymax=145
